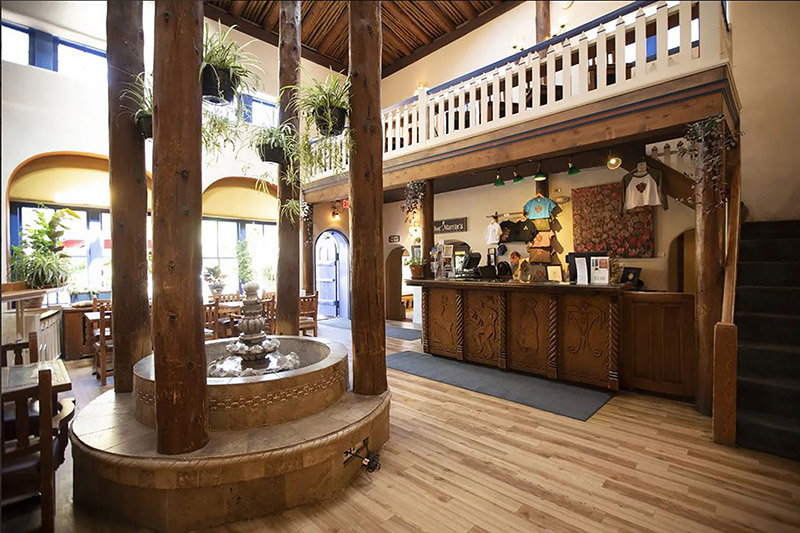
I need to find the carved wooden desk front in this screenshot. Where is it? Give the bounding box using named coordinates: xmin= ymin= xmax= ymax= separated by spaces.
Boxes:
xmin=407 ymin=279 xmax=629 ymax=390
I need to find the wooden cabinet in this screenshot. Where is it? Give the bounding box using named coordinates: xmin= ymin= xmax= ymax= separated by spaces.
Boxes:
xmin=424 ymin=288 xmax=459 ymax=358
xmin=62 ymin=307 xmax=87 ymax=360
xmin=621 ymin=292 xmax=696 ymax=398
xmin=463 ymin=290 xmax=504 ymax=366
xmin=506 ymin=292 xmax=550 ymax=376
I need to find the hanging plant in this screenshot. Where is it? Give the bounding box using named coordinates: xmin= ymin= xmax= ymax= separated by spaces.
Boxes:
xmin=677 ymin=115 xmax=740 ymax=213
xmin=201 ymin=22 xmax=262 ymax=105
xmin=290 ymin=68 xmax=351 ymax=136
xmin=119 ymin=72 xmax=154 ymax=139
xmin=250 ymin=121 xmax=298 ymax=163
xmin=202 ymin=107 xmax=249 ymax=159
xmin=301 ymin=201 xmax=314 ymax=246
xmin=400 ymin=180 xmax=426 ymax=223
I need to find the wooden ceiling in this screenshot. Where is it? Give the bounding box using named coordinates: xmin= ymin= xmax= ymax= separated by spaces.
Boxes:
xmin=204 ymin=1 xmax=523 ymax=77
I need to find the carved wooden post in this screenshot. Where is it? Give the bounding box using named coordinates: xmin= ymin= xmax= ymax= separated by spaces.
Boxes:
xmin=695 ymin=130 xmax=724 ymax=416
xmin=349 ymin=0 xmax=387 ymax=396
xmin=536 ymin=0 xmax=551 ymax=43
xmin=421 ymin=179 xmax=434 ymax=277
xmin=107 ymin=0 xmax=151 ymax=392
xmin=152 ymin=0 xmax=207 ymax=454
xmin=301 ymin=198 xmax=314 ymax=294
xmin=547 ymin=294 xmax=558 ymax=379
xmin=275 ymin=0 xmax=301 ymax=335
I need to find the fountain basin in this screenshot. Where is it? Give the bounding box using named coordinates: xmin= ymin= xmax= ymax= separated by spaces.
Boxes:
xmin=132 ymin=336 xmax=348 ymax=430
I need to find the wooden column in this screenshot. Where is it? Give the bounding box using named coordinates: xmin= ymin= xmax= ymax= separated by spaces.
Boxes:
xmin=536 ymin=0 xmax=551 ymax=43
xmin=349 ymin=0 xmax=387 ymax=396
xmin=420 ymin=179 xmax=434 ymax=277
xmin=301 ymin=197 xmax=314 ymax=294
xmin=107 ymin=0 xmax=151 ymax=393
xmin=152 ymin=0 xmax=207 ymax=454
xmin=695 ymin=141 xmax=724 ymax=417
xmin=275 ymin=0 xmax=301 ymax=334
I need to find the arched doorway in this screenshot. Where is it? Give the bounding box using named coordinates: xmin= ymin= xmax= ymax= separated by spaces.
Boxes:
xmin=315 ymin=230 xmax=350 ymax=319
xmin=385 ymin=246 xmax=411 ymax=321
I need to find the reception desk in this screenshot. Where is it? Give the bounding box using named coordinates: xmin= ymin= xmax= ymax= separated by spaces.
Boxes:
xmin=406 ymin=279 xmax=630 ymax=390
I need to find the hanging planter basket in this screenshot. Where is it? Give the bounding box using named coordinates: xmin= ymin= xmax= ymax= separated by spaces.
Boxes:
xmin=257 ymin=143 xmax=284 ymax=164
xmin=313 ymin=106 xmax=347 ymax=136
xmin=201 ymin=65 xmax=238 ymax=105
xmin=137 ymin=114 xmax=153 ymax=139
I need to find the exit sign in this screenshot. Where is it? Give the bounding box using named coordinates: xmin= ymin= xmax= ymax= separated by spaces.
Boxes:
xmin=341 ymin=198 xmax=350 ymax=209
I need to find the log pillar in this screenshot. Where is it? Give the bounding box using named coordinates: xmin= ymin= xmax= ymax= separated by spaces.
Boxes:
xmin=152 ymin=0 xmax=208 ymax=454
xmin=275 ymin=0 xmax=301 ymax=334
xmin=301 ymin=197 xmax=315 ymax=294
xmin=536 ymin=0 xmax=551 ymax=43
xmin=107 ymin=0 xmax=151 ymax=392
xmin=349 ymin=0 xmax=387 ymax=396
xmin=695 ymin=144 xmax=724 ymax=417
xmin=420 ymin=179 xmax=434 ymax=277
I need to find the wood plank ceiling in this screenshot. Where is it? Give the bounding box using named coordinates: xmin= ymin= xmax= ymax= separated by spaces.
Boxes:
xmin=204 ymin=1 xmax=522 ymax=77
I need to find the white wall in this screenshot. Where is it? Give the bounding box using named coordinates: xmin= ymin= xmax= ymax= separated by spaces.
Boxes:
xmin=729 ymin=1 xmax=800 ymax=222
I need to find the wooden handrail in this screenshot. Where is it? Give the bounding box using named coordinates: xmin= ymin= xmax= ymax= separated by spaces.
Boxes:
xmin=713 ymin=154 xmax=741 ymax=446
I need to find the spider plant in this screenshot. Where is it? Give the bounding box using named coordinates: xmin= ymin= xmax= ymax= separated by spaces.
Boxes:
xmin=201 ymin=22 xmax=262 ymax=105
xmin=202 ymin=107 xmax=247 ymax=159
xmin=250 ymin=121 xmax=298 ymax=163
xmin=119 ymin=72 xmax=154 ymax=138
xmin=289 ymin=68 xmax=351 ymax=136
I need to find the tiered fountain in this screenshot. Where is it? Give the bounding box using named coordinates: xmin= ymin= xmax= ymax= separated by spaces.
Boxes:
xmin=69 ymin=283 xmax=390 ymax=532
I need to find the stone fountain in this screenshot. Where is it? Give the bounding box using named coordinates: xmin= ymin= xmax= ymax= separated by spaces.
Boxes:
xmin=207 ymin=281 xmax=300 ymax=377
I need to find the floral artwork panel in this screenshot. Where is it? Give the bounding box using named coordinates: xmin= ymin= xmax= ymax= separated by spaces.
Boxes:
xmin=572 ymin=182 xmax=654 ymax=258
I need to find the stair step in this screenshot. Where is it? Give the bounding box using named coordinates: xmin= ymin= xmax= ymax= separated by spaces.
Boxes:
xmin=737 ymin=376 xmax=800 ymax=419
xmin=741 ymin=220 xmax=800 ymax=240
xmin=735 ymin=311 xmax=800 ymax=345
xmin=737 ymin=410 xmax=800 ymax=461
xmin=738 ymin=341 xmax=800 ymax=379
xmin=737 ymin=261 xmax=800 ymax=288
xmin=735 ymin=287 xmax=800 ymax=316
xmin=739 ymin=239 xmax=800 ymax=262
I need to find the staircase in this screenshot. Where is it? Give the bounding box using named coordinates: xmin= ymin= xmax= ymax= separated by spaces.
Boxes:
xmin=735 ymin=220 xmax=800 ymax=460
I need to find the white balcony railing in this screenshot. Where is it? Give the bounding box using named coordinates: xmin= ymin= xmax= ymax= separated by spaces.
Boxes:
xmin=308 ymin=0 xmax=731 ymax=183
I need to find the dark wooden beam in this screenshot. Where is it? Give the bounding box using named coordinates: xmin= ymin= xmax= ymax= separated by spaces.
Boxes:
xmin=203 ymin=3 xmax=346 ymax=73
xmin=107 ymin=0 xmax=151 ymax=393
xmin=317 ymin=5 xmax=350 ymax=57
xmin=421 ymin=180 xmax=434 ymax=278
xmin=152 ymin=0 xmax=208 ymax=455
xmin=229 ymin=0 xmax=245 ymax=18
xmin=349 ymin=0 xmax=387 ymax=396
xmin=383 ymin=1 xmax=525 ymax=77
xmin=427 ymin=1 xmax=457 ymax=33
xmin=536 ymin=0 xmax=550 ymax=43
xmin=275 ymin=0 xmax=301 ymax=336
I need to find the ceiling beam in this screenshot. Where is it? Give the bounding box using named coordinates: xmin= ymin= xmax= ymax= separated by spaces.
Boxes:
xmin=229 ymin=0 xmax=245 ymax=18
xmin=203 ymin=3 xmax=346 ymax=73
xmin=382 ymin=1 xmax=525 ymax=78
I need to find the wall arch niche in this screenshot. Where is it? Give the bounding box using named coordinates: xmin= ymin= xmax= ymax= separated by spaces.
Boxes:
xmin=385 ymin=245 xmax=411 ymax=321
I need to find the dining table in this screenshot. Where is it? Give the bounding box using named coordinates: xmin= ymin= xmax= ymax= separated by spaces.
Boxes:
xmin=1 ymin=359 xmax=72 ymax=396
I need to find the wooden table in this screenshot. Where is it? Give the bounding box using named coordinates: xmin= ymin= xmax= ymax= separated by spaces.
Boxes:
xmin=1 ymin=359 xmax=72 ymax=395
xmin=83 ymin=310 xmax=111 ymax=355
xmin=1 ymin=287 xmax=59 ymax=341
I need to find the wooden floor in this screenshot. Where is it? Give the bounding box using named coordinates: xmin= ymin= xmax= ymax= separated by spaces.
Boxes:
xmin=4 ymin=323 xmax=800 ymax=533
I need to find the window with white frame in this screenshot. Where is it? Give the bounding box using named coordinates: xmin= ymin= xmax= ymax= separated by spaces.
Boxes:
xmin=2 ymin=24 xmax=30 ymax=65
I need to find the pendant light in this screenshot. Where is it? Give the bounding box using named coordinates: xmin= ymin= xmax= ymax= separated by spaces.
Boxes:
xmin=606 ymin=150 xmax=622 ymax=170
xmin=512 ymin=167 xmax=524 ymax=183
xmin=567 ymin=157 xmax=581 ymax=175
xmin=534 ymin=162 xmax=548 ymax=181
xmin=493 ymin=169 xmax=505 ymax=187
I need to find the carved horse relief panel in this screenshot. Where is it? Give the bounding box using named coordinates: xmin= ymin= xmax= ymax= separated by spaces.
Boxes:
xmin=558 ymin=294 xmax=611 ymax=387
xmin=427 ymin=288 xmax=458 ymax=357
xmin=464 ymin=291 xmax=503 ymax=365
xmin=507 ymin=292 xmax=549 ymax=375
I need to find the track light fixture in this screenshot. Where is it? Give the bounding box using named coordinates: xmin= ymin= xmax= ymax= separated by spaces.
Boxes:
xmin=567 ymin=157 xmax=581 ymax=175
xmin=606 ymin=150 xmax=622 ymax=170
xmin=493 ymin=169 xmax=505 ymax=187
xmin=512 ymin=167 xmax=524 ymax=183
xmin=534 ymin=162 xmax=548 ymax=181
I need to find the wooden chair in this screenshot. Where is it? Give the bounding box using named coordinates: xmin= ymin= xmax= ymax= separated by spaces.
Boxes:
xmin=299 ymin=292 xmax=319 ymax=337
xmin=261 ymin=297 xmax=276 ymax=335
xmin=213 ymin=293 xmax=243 ymax=337
xmin=89 ymin=296 xmax=112 ymax=343
xmin=215 ymin=293 xmax=242 ymax=303
xmin=1 ymin=369 xmax=75 ymax=533
xmin=204 ymin=301 xmax=220 ymax=340
xmin=93 ymin=302 xmax=113 ymax=386
xmin=2 ymin=333 xmax=40 ymax=439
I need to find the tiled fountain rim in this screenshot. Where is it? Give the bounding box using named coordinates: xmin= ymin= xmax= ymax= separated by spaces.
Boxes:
xmin=132 ymin=335 xmax=348 ymax=386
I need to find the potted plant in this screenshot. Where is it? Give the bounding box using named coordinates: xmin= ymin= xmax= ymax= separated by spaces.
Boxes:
xmin=201 ymin=22 xmax=261 ymax=105
xmin=251 ymin=121 xmax=297 ymax=163
xmin=405 ymin=257 xmax=428 ymax=279
xmin=290 ymin=68 xmax=351 ymax=136
xmin=400 ymin=180 xmax=426 ymax=223
xmin=120 ymin=72 xmax=154 ymax=139
xmin=10 ymin=207 xmax=79 ymax=307
xmin=203 ymin=265 xmax=227 ymax=295
xmin=236 ymin=240 xmax=254 ymax=287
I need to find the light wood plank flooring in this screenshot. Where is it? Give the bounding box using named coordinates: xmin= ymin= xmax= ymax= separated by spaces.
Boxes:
xmin=4 ymin=323 xmax=799 ymax=532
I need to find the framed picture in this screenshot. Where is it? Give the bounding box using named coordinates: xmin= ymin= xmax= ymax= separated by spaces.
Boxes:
xmin=546 ymin=265 xmax=563 ymax=282
xmin=620 ymin=266 xmax=642 ymax=285
xmin=411 ymin=245 xmax=422 ymax=260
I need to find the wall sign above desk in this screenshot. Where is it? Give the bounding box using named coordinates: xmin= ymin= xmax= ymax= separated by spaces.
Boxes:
xmin=434 ymin=217 xmax=467 ymax=234
xmin=388 ymin=235 xmax=401 ymax=243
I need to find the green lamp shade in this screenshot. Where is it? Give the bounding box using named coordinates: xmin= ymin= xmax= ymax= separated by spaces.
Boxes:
xmin=512 ymin=170 xmax=524 ymax=183
xmin=534 ymin=170 xmax=548 ymax=181
xmin=568 ymin=161 xmax=581 ymax=175
xmin=494 ymin=174 xmax=505 ymax=187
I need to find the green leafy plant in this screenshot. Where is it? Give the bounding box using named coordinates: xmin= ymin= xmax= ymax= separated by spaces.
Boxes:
xmin=250 ymin=121 xmax=298 ymax=162
xmin=202 ymin=22 xmax=262 ymax=102
xmin=119 ymin=71 xmax=153 ymax=122
xmin=400 ymin=180 xmax=426 ymax=223
xmin=236 ymin=240 xmax=254 ymax=285
xmin=202 ymin=108 xmax=247 ymax=158
xmin=203 ymin=265 xmax=226 ymax=285
xmin=404 ymin=257 xmax=428 ymax=267
xmin=10 ymin=207 xmax=79 ymax=289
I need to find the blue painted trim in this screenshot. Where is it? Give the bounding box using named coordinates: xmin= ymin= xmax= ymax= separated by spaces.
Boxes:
xmin=31 ymin=29 xmax=56 ymax=70
xmin=9 ymin=203 xmax=22 ymax=248
xmin=54 ymin=36 xmax=105 ymax=57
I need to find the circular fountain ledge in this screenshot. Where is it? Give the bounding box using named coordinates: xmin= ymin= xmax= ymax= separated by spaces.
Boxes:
xmin=133 ymin=336 xmax=348 ymax=430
